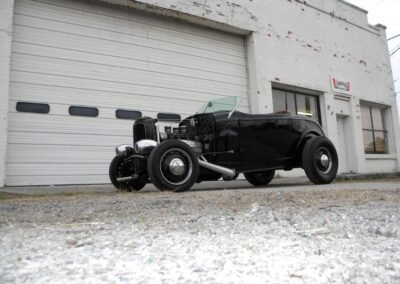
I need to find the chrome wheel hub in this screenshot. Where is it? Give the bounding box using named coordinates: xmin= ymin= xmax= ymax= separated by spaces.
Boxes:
xmin=317 ymin=148 xmax=332 ymax=173
xmin=320 ymin=154 xmax=330 ymax=168
xmin=169 ymin=158 xmax=186 ymax=176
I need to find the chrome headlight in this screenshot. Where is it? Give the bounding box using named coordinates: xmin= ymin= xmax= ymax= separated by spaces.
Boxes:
xmin=134 ymin=139 xmax=157 ymax=155
xmin=116 ymin=145 xmax=133 ymax=157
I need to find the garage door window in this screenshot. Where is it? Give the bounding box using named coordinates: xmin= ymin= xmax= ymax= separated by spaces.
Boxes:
xmin=116 ymin=109 xmax=142 ymax=120
xmin=157 ymin=113 xmax=181 ymax=122
xmin=16 ymin=102 xmax=50 ymax=114
xmin=69 ymin=106 xmax=98 ymax=117
xmin=272 ymin=89 xmax=320 ymax=123
xmin=361 ymin=104 xmax=388 ymax=154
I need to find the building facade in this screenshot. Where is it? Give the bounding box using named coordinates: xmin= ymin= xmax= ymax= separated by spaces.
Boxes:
xmin=0 ymin=0 xmax=399 ymax=187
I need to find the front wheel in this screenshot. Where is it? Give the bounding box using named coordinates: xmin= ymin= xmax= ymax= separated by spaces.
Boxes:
xmin=109 ymin=156 xmax=146 ymax=192
xmin=244 ymin=170 xmax=275 ymax=186
xmin=302 ymin=136 xmax=338 ymax=184
xmin=148 ymin=140 xmax=199 ymax=192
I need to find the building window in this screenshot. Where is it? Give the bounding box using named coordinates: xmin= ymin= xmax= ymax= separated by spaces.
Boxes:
xmin=16 ymin=102 xmax=50 ymax=114
xmin=157 ymin=113 xmax=181 ymax=122
xmin=116 ymin=109 xmax=142 ymax=120
xmin=361 ymin=104 xmax=388 ymax=154
xmin=69 ymin=106 xmax=98 ymax=117
xmin=272 ymin=89 xmax=320 ymax=122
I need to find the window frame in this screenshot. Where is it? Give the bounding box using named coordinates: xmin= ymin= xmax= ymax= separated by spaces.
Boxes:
xmin=361 ymin=104 xmax=389 ymax=154
xmin=272 ymin=88 xmax=321 ymax=124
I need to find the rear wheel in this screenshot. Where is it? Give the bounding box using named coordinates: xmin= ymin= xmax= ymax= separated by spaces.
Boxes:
xmin=244 ymin=170 xmax=275 ymax=186
xmin=109 ymin=156 xmax=146 ymax=191
xmin=148 ymin=140 xmax=199 ymax=192
xmin=302 ymin=136 xmax=338 ymax=184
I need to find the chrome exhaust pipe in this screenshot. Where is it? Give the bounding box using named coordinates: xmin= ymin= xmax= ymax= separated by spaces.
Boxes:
xmin=198 ymin=158 xmax=236 ymax=178
xmin=116 ymin=176 xmax=133 ymax=182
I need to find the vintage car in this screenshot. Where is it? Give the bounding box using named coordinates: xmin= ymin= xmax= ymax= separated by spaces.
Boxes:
xmin=109 ymin=96 xmax=338 ymax=192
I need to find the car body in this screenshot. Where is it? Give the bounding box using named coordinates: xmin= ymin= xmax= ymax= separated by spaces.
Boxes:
xmin=109 ymin=97 xmax=338 ymax=192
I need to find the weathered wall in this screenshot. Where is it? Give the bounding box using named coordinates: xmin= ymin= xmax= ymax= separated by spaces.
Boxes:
xmin=0 ymin=0 xmax=15 ymax=187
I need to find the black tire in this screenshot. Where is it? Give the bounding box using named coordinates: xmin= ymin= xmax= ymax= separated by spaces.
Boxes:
xmin=302 ymin=136 xmax=338 ymax=184
xmin=148 ymin=140 xmax=199 ymax=192
xmin=244 ymin=170 xmax=275 ymax=186
xmin=109 ymin=156 xmax=147 ymax=192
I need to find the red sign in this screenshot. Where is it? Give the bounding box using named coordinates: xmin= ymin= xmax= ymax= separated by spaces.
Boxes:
xmin=332 ymin=78 xmax=350 ymax=92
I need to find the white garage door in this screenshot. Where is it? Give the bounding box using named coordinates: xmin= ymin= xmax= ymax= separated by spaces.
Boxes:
xmin=6 ymin=0 xmax=249 ymax=186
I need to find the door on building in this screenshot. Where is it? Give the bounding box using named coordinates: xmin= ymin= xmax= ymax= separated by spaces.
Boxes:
xmin=336 ymin=115 xmax=354 ymax=173
xmin=6 ymin=0 xmax=250 ymax=186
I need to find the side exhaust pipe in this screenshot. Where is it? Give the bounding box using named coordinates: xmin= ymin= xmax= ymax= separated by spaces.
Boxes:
xmin=198 ymin=157 xmax=236 ymax=178
xmin=116 ymin=176 xmax=133 ymax=182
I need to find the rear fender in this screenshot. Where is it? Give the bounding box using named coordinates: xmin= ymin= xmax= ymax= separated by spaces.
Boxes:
xmin=295 ymin=130 xmax=322 ymax=159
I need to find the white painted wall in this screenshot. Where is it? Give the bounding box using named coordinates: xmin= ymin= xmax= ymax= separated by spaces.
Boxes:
xmin=0 ymin=0 xmax=15 ymax=187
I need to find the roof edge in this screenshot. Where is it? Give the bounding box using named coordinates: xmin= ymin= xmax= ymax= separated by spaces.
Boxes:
xmin=338 ymin=0 xmax=368 ymax=14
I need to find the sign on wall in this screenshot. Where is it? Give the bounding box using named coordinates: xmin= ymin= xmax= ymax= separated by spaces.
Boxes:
xmin=330 ymin=76 xmax=351 ymax=95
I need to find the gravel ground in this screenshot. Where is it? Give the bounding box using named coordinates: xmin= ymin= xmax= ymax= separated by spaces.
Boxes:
xmin=0 ymin=180 xmax=400 ymax=283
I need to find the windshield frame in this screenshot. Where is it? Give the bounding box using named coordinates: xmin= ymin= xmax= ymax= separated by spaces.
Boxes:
xmin=196 ymin=96 xmax=242 ymax=118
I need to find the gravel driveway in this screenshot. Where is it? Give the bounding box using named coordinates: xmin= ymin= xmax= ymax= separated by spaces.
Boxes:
xmin=1 ymin=179 xmax=400 ymax=283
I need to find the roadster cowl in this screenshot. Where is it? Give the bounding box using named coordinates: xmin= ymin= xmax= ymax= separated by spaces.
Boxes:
xmin=109 ymin=97 xmax=338 ymax=192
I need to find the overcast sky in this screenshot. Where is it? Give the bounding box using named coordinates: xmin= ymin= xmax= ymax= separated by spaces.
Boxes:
xmin=345 ymin=0 xmax=400 ymax=119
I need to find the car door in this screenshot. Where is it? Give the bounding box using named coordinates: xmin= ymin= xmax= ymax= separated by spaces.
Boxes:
xmin=239 ymin=115 xmax=299 ymax=172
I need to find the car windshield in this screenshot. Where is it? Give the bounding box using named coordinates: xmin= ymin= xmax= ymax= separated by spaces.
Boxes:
xmin=197 ymin=96 xmax=241 ymax=114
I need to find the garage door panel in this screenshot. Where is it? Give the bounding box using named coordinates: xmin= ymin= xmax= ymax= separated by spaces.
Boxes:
xmin=14 ymin=14 xmax=245 ymax=65
xmin=11 ymin=54 xmax=248 ymax=95
xmin=8 ymin=131 xmax=129 ymax=147
xmin=12 ymin=42 xmax=248 ymax=86
xmin=9 ymin=88 xmax=193 ymax=117
xmin=7 ymin=163 xmax=110 ymax=176
xmin=10 ymin=72 xmax=249 ymax=109
xmin=7 ymin=0 xmax=250 ymax=186
xmin=8 ymin=112 xmax=135 ymax=136
xmin=14 ymin=7 xmax=245 ymax=58
xmin=8 ymin=113 xmax=137 ymax=136
xmin=9 ymin=83 xmax=250 ymax=115
xmin=13 ymin=27 xmax=247 ymax=78
xmin=6 ymin=175 xmax=110 ymax=186
xmin=16 ymin=1 xmax=148 ymax=40
xmin=8 ymin=144 xmax=114 ymax=164
xmin=20 ymin=0 xmax=244 ymax=48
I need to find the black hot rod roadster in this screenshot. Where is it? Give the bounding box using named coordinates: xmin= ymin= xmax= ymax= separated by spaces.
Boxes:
xmin=109 ymin=96 xmax=338 ymax=192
